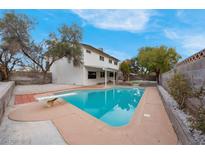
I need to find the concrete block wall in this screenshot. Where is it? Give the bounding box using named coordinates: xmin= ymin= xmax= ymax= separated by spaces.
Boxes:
xmin=9 ymin=72 xmax=52 ymax=85
xmin=161 ymin=57 xmax=205 ymax=91
xmin=0 ymin=81 xmax=15 ymax=124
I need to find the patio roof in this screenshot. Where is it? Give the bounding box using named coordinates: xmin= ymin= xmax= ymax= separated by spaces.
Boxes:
xmin=84 ymin=64 xmax=118 ymax=72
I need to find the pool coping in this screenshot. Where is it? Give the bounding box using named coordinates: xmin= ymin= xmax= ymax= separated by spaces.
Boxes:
xmin=35 ymin=85 xmax=145 ymax=128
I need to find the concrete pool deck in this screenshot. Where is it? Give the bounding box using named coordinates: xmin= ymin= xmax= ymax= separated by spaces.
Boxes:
xmin=8 ymin=87 xmax=178 ymax=144
xmin=15 ymin=84 xmax=104 ymax=105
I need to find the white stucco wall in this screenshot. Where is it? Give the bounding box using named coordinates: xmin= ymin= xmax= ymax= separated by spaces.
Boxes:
xmin=50 ymin=57 xmax=84 ymax=85
xmin=50 ymin=45 xmax=119 ymax=85
xmin=82 ymin=48 xmax=119 ymax=70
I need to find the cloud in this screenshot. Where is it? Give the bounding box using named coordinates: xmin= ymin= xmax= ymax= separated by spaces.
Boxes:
xmin=164 ymin=29 xmax=179 ymax=40
xmin=106 ymin=49 xmax=133 ymax=61
xmin=72 ymin=10 xmax=154 ymax=33
xmin=164 ymin=10 xmax=205 ymax=57
xmin=182 ymin=35 xmax=205 ymax=53
xmin=176 ymin=10 xmax=186 ymax=21
xmin=164 ymin=29 xmax=205 ymax=55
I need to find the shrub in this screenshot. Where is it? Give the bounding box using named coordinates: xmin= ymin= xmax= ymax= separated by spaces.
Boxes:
xmin=168 ymin=73 xmax=205 ymax=134
xmin=190 ymin=106 xmax=205 ymax=134
xmin=167 ymin=73 xmax=192 ymax=109
xmin=190 ymin=83 xmax=205 ymax=134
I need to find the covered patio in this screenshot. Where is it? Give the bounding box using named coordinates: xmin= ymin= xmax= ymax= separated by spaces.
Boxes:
xmin=84 ymin=65 xmax=118 ymax=86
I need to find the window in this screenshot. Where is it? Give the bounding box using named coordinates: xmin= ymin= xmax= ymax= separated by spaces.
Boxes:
xmin=109 ymin=59 xmax=112 ymax=64
xmin=114 ymin=61 xmax=118 ymax=65
xmin=86 ymin=50 xmax=91 ymax=54
xmin=99 ymin=56 xmax=104 ymax=61
xmin=88 ymin=71 xmax=96 ymax=79
xmin=109 ymin=72 xmax=114 ymax=77
xmin=100 ymin=72 xmax=105 ymax=78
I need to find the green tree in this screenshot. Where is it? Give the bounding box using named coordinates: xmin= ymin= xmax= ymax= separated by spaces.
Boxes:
xmin=0 ymin=11 xmax=34 ymax=56
xmin=120 ymin=60 xmax=131 ymax=81
xmin=0 ymin=12 xmax=26 ymax=80
xmin=129 ymin=57 xmax=140 ymax=74
xmin=25 ymin=24 xmax=83 ymax=81
xmin=0 ymin=12 xmax=83 ymax=82
xmin=137 ymin=46 xmax=181 ymax=83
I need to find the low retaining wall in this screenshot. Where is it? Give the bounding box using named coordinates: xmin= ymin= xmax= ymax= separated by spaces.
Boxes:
xmin=0 ymin=81 xmax=15 ymax=124
xmin=9 ymin=72 xmax=52 ymax=85
xmin=157 ymin=85 xmax=205 ymax=144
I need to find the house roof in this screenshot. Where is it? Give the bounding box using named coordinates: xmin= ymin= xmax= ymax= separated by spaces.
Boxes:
xmin=81 ymin=43 xmax=120 ymax=62
xmin=176 ymin=49 xmax=205 ymax=66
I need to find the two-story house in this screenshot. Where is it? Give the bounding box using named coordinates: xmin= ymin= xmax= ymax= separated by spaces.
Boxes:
xmin=50 ymin=43 xmax=120 ymax=86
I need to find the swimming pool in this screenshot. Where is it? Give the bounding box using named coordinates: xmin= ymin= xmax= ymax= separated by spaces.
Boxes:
xmin=58 ymin=87 xmax=144 ymax=127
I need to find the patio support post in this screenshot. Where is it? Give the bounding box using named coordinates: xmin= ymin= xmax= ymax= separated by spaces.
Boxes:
xmin=105 ymin=70 xmax=107 ymax=87
xmin=113 ymin=71 xmax=115 ymax=86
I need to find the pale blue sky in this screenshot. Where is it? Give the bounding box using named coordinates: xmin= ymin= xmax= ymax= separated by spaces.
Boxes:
xmin=0 ymin=9 xmax=205 ymax=61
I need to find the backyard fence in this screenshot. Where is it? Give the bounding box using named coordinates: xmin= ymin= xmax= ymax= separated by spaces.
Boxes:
xmin=159 ymin=50 xmax=205 ymax=144
xmin=129 ymin=73 xmax=156 ymax=81
xmin=160 ymin=51 xmax=205 ymax=110
xmin=9 ymin=71 xmax=52 ymax=85
xmin=160 ymin=53 xmax=205 ymax=91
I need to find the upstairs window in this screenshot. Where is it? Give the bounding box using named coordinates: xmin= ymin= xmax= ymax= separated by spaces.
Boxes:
xmin=99 ymin=56 xmax=104 ymax=61
xmin=86 ymin=50 xmax=91 ymax=54
xmin=88 ymin=71 xmax=96 ymax=79
xmin=114 ymin=61 xmax=118 ymax=65
xmin=100 ymin=72 xmax=105 ymax=78
xmin=109 ymin=59 xmax=112 ymax=64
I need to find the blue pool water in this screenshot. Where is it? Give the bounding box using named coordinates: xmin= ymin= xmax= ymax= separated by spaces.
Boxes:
xmin=59 ymin=87 xmax=144 ymax=127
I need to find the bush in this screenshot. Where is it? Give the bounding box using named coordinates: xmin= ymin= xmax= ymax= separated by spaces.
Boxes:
xmin=167 ymin=73 xmax=192 ymax=109
xmin=190 ymin=83 xmax=205 ymax=134
xmin=190 ymin=106 xmax=205 ymax=134
xmin=168 ymin=73 xmax=205 ymax=134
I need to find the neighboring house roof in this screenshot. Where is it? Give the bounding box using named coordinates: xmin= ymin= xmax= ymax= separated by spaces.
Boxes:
xmin=176 ymin=49 xmax=205 ymax=66
xmin=81 ymin=43 xmax=120 ymax=62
